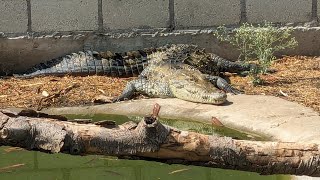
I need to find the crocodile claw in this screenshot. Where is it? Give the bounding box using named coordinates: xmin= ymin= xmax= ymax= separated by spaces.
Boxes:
xmin=216 ymin=77 xmax=243 ymax=95
xmin=227 ymin=86 xmax=244 ymax=95
xmin=111 ymin=97 xmax=120 ymax=103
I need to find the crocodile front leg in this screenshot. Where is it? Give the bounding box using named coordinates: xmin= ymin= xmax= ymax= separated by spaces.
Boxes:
xmin=204 ymin=75 xmax=243 ymax=95
xmin=113 ymin=78 xmax=174 ymax=102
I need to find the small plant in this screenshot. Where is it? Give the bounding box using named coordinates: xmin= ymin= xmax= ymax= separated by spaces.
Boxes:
xmin=214 ymin=22 xmax=298 ymax=85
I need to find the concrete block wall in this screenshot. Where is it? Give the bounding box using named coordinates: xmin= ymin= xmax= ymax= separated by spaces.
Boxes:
xmin=102 ymin=0 xmax=171 ymax=30
xmin=31 ymin=0 xmax=99 ymax=32
xmin=1 ymin=0 xmax=320 ymax=75
xmin=174 ymin=0 xmax=241 ymax=28
xmin=0 ymin=0 xmax=28 ymax=33
xmin=246 ymin=0 xmax=313 ymax=23
xmin=0 ymin=0 xmax=318 ymax=33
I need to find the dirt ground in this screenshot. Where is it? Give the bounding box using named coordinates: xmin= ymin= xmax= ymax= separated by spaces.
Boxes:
xmin=0 ymin=56 xmax=319 ymax=113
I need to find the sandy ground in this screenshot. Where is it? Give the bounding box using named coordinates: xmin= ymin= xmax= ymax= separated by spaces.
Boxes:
xmin=0 ymin=56 xmax=319 ymax=113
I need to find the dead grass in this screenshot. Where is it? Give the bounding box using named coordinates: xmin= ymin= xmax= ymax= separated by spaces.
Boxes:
xmin=0 ymin=56 xmax=319 ymax=113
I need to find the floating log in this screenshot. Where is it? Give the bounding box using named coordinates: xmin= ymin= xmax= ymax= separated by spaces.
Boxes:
xmin=0 ymin=105 xmax=320 ymax=177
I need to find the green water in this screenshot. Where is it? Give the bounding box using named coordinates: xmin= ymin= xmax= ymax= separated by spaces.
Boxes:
xmin=0 ymin=114 xmax=290 ymax=180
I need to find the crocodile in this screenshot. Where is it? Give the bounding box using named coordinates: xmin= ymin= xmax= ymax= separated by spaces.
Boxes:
xmin=13 ymin=44 xmax=255 ymax=78
xmin=113 ymin=47 xmax=238 ymax=105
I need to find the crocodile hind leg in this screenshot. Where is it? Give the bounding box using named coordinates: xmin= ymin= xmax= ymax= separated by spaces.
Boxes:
xmin=186 ymin=51 xmax=254 ymax=75
xmin=204 ymin=75 xmax=243 ymax=95
xmin=209 ymin=55 xmax=278 ymax=76
xmin=113 ymin=78 xmax=174 ymax=102
xmin=210 ymin=55 xmax=254 ymax=75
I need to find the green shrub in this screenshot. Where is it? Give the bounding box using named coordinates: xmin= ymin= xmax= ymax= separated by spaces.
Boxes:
xmin=214 ymin=22 xmax=298 ymax=85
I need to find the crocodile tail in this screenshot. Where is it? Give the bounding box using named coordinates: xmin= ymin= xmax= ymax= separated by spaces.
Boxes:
xmin=13 ymin=72 xmax=43 ymax=79
xmin=13 ymin=51 xmax=87 ymax=78
xmin=14 ymin=48 xmax=153 ymax=79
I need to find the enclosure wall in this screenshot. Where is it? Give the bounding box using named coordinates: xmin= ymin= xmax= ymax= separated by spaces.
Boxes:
xmin=0 ymin=0 xmax=319 ymax=74
xmin=0 ymin=0 xmax=317 ymax=32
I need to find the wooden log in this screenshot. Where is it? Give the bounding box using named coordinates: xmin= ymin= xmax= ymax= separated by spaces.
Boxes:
xmin=0 ymin=106 xmax=320 ymax=177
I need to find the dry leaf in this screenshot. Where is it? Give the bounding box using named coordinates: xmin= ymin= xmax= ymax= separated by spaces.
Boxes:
xmin=279 ymin=90 xmax=289 ymax=97
xmin=3 ymin=147 xmax=24 ymax=153
xmin=168 ymin=168 xmax=189 ymax=175
xmin=21 ymin=82 xmax=43 ymax=87
xmin=98 ymin=89 xmax=106 ymax=94
xmin=211 ymin=117 xmax=224 ymax=127
xmin=93 ymin=95 xmax=114 ymax=103
xmin=0 ymin=163 xmax=25 ymax=172
xmin=42 ymin=91 xmax=49 ymax=97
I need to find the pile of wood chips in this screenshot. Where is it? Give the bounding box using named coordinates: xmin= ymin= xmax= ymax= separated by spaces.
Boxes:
xmin=0 ymin=76 xmax=133 ymax=110
xmin=0 ymin=56 xmax=319 ymax=113
xmin=230 ymin=56 xmax=320 ymax=113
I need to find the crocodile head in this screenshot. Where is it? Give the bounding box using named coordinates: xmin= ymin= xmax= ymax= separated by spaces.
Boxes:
xmin=169 ymin=80 xmax=227 ymax=105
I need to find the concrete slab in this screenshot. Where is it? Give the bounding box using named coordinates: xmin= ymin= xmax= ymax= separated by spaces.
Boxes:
xmin=102 ymin=0 xmax=170 ymax=30
xmin=0 ymin=0 xmax=28 ymax=33
xmin=246 ymin=0 xmax=312 ymax=23
xmin=43 ymin=95 xmax=320 ymax=143
xmin=31 ymin=0 xmax=98 ymax=32
xmin=175 ymin=0 xmax=241 ymax=28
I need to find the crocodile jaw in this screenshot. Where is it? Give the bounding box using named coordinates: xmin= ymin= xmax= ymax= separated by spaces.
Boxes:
xmin=176 ymin=92 xmax=227 ymax=105
xmin=170 ymin=86 xmax=227 ymax=105
xmin=201 ymin=92 xmax=227 ymax=105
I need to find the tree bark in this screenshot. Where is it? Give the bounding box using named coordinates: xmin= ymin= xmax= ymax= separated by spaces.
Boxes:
xmin=0 ymin=107 xmax=320 ymax=177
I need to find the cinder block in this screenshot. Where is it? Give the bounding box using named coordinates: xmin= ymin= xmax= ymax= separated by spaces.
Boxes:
xmin=31 ymin=0 xmax=98 ymax=32
xmin=0 ymin=0 xmax=28 ymax=33
xmin=175 ymin=0 xmax=241 ymax=28
xmin=247 ymin=0 xmax=312 ymax=23
xmin=102 ymin=0 xmax=170 ymax=30
xmin=317 ymin=0 xmax=320 ymax=18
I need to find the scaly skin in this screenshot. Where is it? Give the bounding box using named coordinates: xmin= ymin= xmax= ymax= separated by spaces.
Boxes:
xmin=13 ymin=44 xmax=254 ymax=79
xmin=114 ymin=48 xmax=240 ymax=105
xmin=162 ymin=44 xmax=254 ymax=76
xmin=13 ymin=51 xmax=148 ymax=78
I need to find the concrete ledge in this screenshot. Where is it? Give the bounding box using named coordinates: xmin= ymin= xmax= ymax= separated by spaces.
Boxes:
xmin=0 ymin=0 xmax=28 ymax=33
xmin=31 ymin=0 xmax=98 ymax=32
xmin=42 ymin=95 xmax=320 ymax=143
xmin=175 ymin=0 xmax=241 ymax=27
xmin=0 ymin=34 xmax=87 ymax=74
xmin=246 ymin=0 xmax=312 ymax=23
